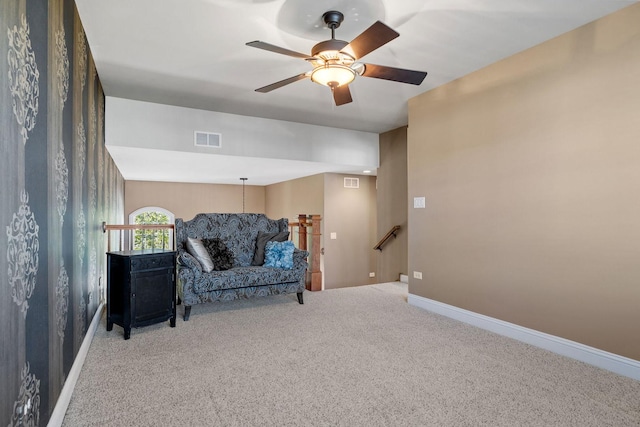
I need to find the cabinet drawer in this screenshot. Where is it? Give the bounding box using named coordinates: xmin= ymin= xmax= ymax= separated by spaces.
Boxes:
xmin=131 ymin=254 xmax=175 ymax=271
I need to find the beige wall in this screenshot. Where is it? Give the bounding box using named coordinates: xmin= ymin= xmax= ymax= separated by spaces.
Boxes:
xmin=323 ymin=173 xmax=377 ymax=289
xmin=265 ymin=174 xmax=325 ymax=222
xmin=125 ymin=180 xmax=265 ymax=221
xmin=377 ymin=127 xmax=409 ymax=282
xmin=266 ymin=172 xmax=377 ymax=290
xmin=367 ymin=176 xmax=378 ymax=284
xmin=408 ymin=4 xmax=640 ymax=360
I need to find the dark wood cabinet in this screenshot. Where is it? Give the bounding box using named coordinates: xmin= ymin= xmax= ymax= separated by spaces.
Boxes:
xmin=107 ymin=249 xmax=176 ymax=340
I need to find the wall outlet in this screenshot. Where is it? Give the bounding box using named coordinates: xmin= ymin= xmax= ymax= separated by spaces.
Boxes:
xmin=414 ymin=197 xmax=426 ymax=208
xmin=330 ymin=232 xmax=337 ymax=240
xmin=369 ymin=272 xmax=375 ymax=278
xmin=413 ymin=271 xmax=423 ymax=279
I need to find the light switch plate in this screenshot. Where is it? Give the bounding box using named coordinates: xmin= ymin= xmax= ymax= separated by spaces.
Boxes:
xmin=414 ymin=197 xmax=426 ymax=208
xmin=330 ymin=232 xmax=337 ymax=240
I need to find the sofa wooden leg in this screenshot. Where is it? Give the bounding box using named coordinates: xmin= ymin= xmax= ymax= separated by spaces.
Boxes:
xmin=184 ymin=306 xmax=191 ymax=321
xmin=297 ymin=292 xmax=304 ymax=304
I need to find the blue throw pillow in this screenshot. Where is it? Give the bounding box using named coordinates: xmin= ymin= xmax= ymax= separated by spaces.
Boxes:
xmin=264 ymin=240 xmax=295 ymax=269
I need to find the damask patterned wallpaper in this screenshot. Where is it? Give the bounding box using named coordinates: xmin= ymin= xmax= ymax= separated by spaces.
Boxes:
xmin=1 ymin=0 xmax=124 ymax=425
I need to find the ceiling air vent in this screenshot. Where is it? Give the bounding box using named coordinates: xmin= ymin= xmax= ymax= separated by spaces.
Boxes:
xmin=194 ymin=131 xmax=221 ymax=148
xmin=344 ymin=177 xmax=359 ymax=189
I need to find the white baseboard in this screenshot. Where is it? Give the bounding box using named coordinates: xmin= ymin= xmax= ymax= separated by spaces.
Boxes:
xmin=47 ymin=303 xmax=104 ymax=427
xmin=408 ymin=293 xmax=640 ymax=381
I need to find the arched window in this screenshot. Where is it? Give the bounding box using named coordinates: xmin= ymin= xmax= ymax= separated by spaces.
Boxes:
xmin=128 ymin=207 xmax=175 ymax=250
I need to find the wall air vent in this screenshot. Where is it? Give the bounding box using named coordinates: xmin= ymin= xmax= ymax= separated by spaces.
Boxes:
xmin=344 ymin=177 xmax=360 ymax=189
xmin=194 ymin=131 xmax=221 ymax=148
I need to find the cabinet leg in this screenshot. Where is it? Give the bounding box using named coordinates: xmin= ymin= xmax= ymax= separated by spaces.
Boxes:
xmin=107 ymin=320 xmax=113 ymax=331
xmin=170 ymin=317 xmax=176 ymax=327
xmin=184 ymin=306 xmax=191 ymax=321
xmin=297 ymin=292 xmax=304 ymax=304
xmin=124 ymin=328 xmax=131 ymax=340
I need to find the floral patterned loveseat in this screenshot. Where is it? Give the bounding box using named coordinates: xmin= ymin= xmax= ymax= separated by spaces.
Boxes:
xmin=175 ymin=213 xmax=308 ymax=320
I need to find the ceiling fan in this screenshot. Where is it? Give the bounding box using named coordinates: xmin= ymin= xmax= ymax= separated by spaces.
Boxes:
xmin=246 ymin=10 xmax=428 ymax=106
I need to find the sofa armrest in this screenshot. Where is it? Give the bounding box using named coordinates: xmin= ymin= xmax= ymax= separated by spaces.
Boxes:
xmin=293 ymin=248 xmax=309 ymax=270
xmin=178 ymin=251 xmax=202 ymax=273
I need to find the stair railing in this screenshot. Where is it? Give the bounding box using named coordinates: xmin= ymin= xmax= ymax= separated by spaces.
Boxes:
xmin=102 ymin=222 xmax=175 ymax=252
xmin=374 ymin=225 xmax=401 ymax=251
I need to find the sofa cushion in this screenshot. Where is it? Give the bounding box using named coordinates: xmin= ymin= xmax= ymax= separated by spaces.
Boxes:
xmin=264 ymin=241 xmax=295 ymax=270
xmin=175 ymin=214 xmax=288 ymax=267
xmin=178 ymin=251 xmax=203 ymax=273
xmin=194 ymin=266 xmax=303 ymax=292
xmin=251 ymin=231 xmax=290 ymax=266
xmin=186 ymin=237 xmax=215 ymax=272
xmin=203 ymin=238 xmax=234 ymax=271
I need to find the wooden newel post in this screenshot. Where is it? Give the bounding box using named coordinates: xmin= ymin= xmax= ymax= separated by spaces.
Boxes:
xmin=309 ymin=214 xmax=322 ymax=291
xmin=298 ymin=214 xmax=308 ymax=251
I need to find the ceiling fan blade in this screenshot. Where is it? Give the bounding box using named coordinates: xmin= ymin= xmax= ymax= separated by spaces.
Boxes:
xmin=341 ymin=21 xmax=399 ymax=60
xmin=332 ymin=85 xmax=353 ymax=106
xmin=361 ymin=63 xmax=427 ymax=85
xmin=255 ymin=73 xmax=309 ymax=93
xmin=246 ymin=41 xmax=316 ymax=60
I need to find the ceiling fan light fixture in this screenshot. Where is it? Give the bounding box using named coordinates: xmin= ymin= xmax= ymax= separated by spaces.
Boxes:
xmin=310 ymin=63 xmax=356 ymax=88
xmin=247 ymin=9 xmax=427 ymax=105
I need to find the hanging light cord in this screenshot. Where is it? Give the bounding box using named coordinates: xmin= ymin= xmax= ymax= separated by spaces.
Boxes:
xmin=240 ymin=178 xmax=248 ymax=213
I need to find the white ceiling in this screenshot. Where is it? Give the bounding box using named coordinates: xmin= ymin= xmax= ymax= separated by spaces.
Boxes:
xmin=75 ymin=0 xmax=637 ymax=185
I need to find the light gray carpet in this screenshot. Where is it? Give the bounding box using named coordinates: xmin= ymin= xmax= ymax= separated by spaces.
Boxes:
xmin=63 ymin=282 xmax=640 ymax=426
